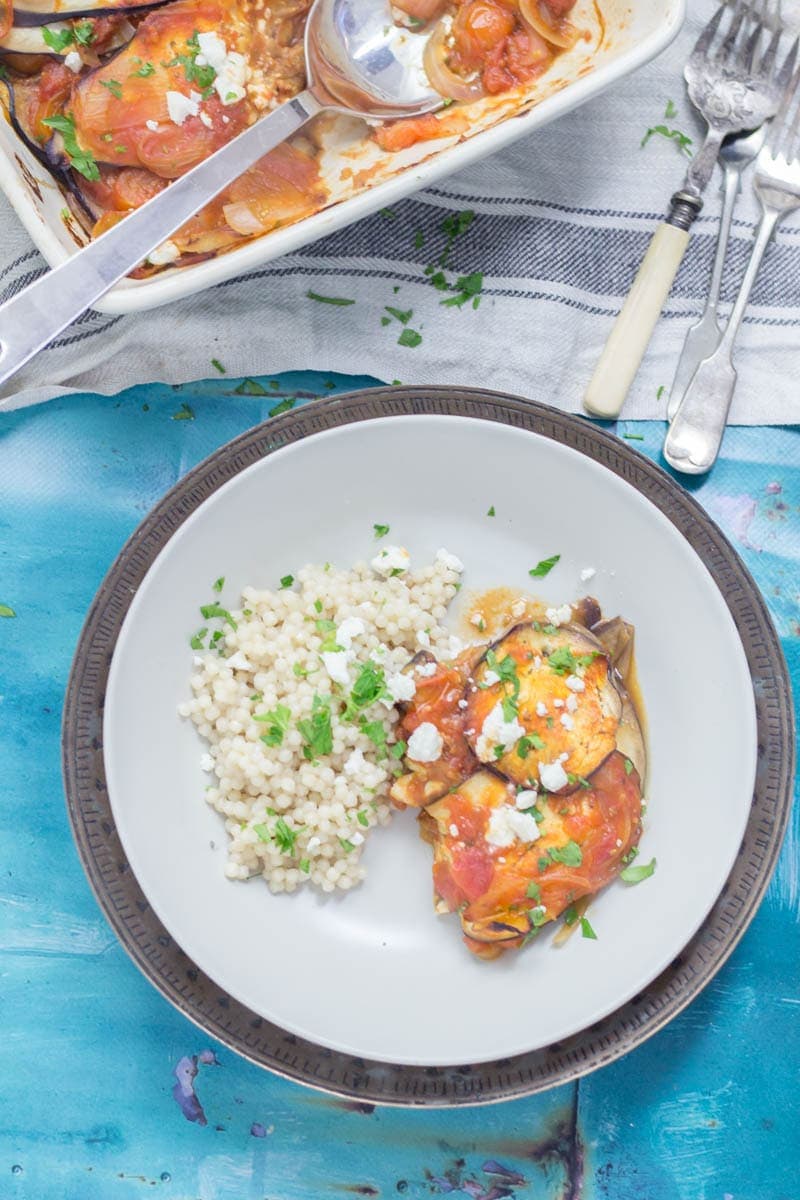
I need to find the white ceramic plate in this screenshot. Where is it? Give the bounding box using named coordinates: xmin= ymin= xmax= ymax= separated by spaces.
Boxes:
xmin=0 ymin=0 xmax=684 ymax=314
xmin=104 ymin=414 xmax=756 ymax=1066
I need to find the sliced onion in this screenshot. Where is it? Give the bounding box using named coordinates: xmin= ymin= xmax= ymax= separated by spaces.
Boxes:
xmin=423 ymin=22 xmax=485 ymax=104
xmin=222 ymin=200 xmax=268 ymax=236
xmin=518 ymin=0 xmax=578 ymax=50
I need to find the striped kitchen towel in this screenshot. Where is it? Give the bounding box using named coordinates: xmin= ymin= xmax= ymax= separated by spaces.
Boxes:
xmin=1 ymin=0 xmax=799 ymax=420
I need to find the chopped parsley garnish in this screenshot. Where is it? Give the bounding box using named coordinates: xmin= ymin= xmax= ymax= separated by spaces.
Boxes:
xmin=279 ymin=574 xmax=294 ymax=589
xmin=306 ymin=290 xmax=355 ymax=306
xmin=580 ymin=916 xmax=597 ymax=940
xmin=414 ymin=230 xmax=425 ymax=250
xmin=563 ymin=904 xmax=579 ymax=926
xmin=298 ymin=694 xmax=333 ymax=759
xmin=439 ymin=209 xmax=474 ymax=267
xmin=250 ymin=692 xmax=263 ymax=702
xmin=101 ymin=79 xmax=123 ymax=99
xmin=253 ymin=823 xmax=271 ymax=843
xmin=525 ymin=881 xmax=541 ymax=902
xmin=620 ymin=857 xmax=656 ymax=884
xmin=269 ymin=397 xmax=296 ymax=418
xmin=360 ymin=718 xmax=388 ymax=758
xmin=134 ymin=61 xmax=156 ymax=76
xmin=373 ymin=523 xmax=390 ymax=539
xmin=641 ymin=101 xmax=693 ymax=156
xmin=441 ymin=271 xmax=483 ymax=310
xmin=299 ymin=858 xmax=311 ymax=874
xmin=42 ymin=26 xmax=76 ymax=53
xmin=313 ymin=599 xmax=323 ymax=613
xmin=73 ymin=20 xmax=95 ymax=45
xmin=538 ymin=856 xmax=550 ymax=872
xmin=567 ymin=772 xmax=591 ymax=789
xmin=398 ymin=328 xmax=422 ymax=348
xmin=339 ymin=837 xmax=356 ymax=853
xmin=621 ymin=846 xmax=639 ymax=866
xmin=623 ymin=433 xmax=644 ymax=441
xmin=274 ymin=817 xmax=302 ymax=855
xmin=493 ymin=744 xmax=505 ymax=760
xmin=529 ymin=554 xmax=561 ymax=578
xmin=547 ymin=647 xmax=597 ymax=676
xmin=189 ymin=627 xmax=207 ymax=649
xmin=384 ymin=306 xmax=412 ymax=325
xmin=171 ymin=401 xmax=195 ymax=420
xmin=548 ymin=840 xmax=583 ymax=867
xmin=528 ymin=905 xmax=548 ymax=928
xmin=41 ymin=114 xmax=99 ymax=181
xmin=168 ymin=30 xmax=216 ymax=92
xmin=517 ymin=733 xmax=545 ymax=757
xmin=293 ymin=663 xmax=310 ymax=678
xmin=212 ymin=576 xmax=224 ymax=593
xmin=200 ymin=602 xmax=237 ymax=629
xmin=357 ymin=811 xmax=369 ymax=828
xmin=380 ymin=207 xmax=396 ymax=218
xmin=624 ymin=757 xmax=634 ymax=775
xmin=391 ymin=740 xmax=407 ymax=759
xmin=344 ymin=662 xmax=388 ymax=720
xmin=254 ymin=703 xmax=292 ymax=747
xmin=211 ymin=357 xmax=226 ymax=374
xmin=487 ymin=506 xmax=496 ymax=517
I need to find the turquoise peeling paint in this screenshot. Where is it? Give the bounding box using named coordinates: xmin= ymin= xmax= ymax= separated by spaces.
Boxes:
xmin=0 ymin=375 xmax=798 ymax=1200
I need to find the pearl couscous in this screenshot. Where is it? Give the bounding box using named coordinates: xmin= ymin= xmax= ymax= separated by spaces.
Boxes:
xmin=180 ymin=549 xmax=463 ymax=893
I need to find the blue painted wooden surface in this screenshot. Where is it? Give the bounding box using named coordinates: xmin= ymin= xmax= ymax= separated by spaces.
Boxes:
xmin=1 ymin=375 xmax=798 ymax=1200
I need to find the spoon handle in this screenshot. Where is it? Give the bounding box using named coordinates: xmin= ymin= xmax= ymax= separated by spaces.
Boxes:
xmin=0 ymin=90 xmax=321 ymax=402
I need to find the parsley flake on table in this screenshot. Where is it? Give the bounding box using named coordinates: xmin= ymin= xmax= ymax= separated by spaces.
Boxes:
xmin=269 ymin=397 xmax=296 ymax=417
xmin=171 ymin=401 xmax=195 ymax=421
xmin=620 ymin=857 xmax=656 ymax=884
xmin=384 ymin=306 xmax=412 ymax=325
xmin=441 ymin=271 xmax=483 ymax=310
xmin=279 ymin=574 xmax=294 ymax=589
xmin=529 ymin=554 xmax=561 ymax=578
xmin=234 ymin=378 xmax=268 ymax=395
xmin=306 ymin=290 xmax=355 ymax=306
xmin=210 ymin=358 xmax=226 ymax=374
xmin=398 ymin=328 xmax=422 ymax=348
xmin=0 ymin=603 xmax=17 ymax=618
xmin=641 ymin=101 xmax=693 ymax=156
xmin=373 ymin=523 xmax=390 ymax=539
xmin=200 ymin=602 xmax=237 ymax=628
xmin=487 ymin=505 xmax=496 ymax=517
xmin=580 ymin=916 xmax=597 ymax=939
xmin=189 ymin=627 xmax=207 ymax=649
xmin=212 ymin=576 xmax=224 ymax=593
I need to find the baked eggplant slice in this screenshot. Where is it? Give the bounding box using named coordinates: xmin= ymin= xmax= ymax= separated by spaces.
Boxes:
xmin=13 ymin=0 xmax=171 ymax=28
xmin=425 ymin=752 xmax=643 ymax=959
xmin=464 ymin=621 xmax=622 ymax=792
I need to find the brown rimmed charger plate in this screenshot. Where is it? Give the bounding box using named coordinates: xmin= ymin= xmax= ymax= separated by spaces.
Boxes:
xmin=62 ymin=386 xmax=794 ymax=1107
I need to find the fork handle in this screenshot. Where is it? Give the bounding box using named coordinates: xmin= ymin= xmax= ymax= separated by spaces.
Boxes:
xmin=584 ymin=192 xmax=702 ymax=419
xmin=663 ymin=209 xmax=778 ymax=475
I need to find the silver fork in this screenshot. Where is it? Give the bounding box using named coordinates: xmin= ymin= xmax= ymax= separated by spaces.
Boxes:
xmin=664 ymin=62 xmax=800 ymax=474
xmin=585 ymin=1 xmax=787 ymax=420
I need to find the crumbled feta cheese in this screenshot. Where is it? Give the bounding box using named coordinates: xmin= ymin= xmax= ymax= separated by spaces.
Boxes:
xmin=553 ymin=698 xmax=564 ymax=709
xmin=482 ymin=670 xmax=500 ymax=686
xmin=406 ymin=722 xmax=443 ymax=763
xmin=63 ymin=50 xmax=82 ymax=74
xmin=321 ymin=651 xmax=351 ymax=685
xmin=436 ymin=548 xmax=464 ymax=572
xmin=350 ymin=831 xmax=365 ymax=846
xmin=166 ymin=89 xmax=200 ymax=125
xmin=535 ymin=700 xmax=547 ymax=717
xmin=448 ymin=823 xmax=459 ymax=837
xmin=416 ymin=661 xmax=437 ymax=678
xmin=545 ymin=603 xmax=573 ymax=628
xmin=470 ymin=612 xmax=485 ymax=628
xmin=306 ymin=835 xmax=321 ymax=852
xmin=194 ymin=31 xmax=247 ymax=106
xmin=145 ymin=118 xmax=159 ymax=132
xmin=447 ymin=635 xmax=465 ymax=658
xmin=565 ymin=674 xmax=586 ymax=693
xmin=195 ymin=31 xmax=228 ymax=68
xmin=533 ymin=656 xmax=542 ymax=669
xmin=200 ymin=753 xmax=215 ymax=773
xmin=147 ymin=239 xmax=180 ymax=265
xmin=457 ymin=699 xmax=468 ymax=709
xmin=336 ymin=617 xmax=365 ymax=650
xmin=560 ymin=713 xmax=575 ymax=731
xmin=485 ymin=804 xmax=541 ymax=847
xmin=386 ymin=672 xmax=415 ymax=703
xmin=199 ymin=110 xmax=213 ymax=129
xmin=515 ymin=788 xmax=539 ymax=810
xmin=476 ymin=702 xmax=525 ymax=761
xmin=580 ymin=567 xmax=596 ymax=582
xmin=511 ymin=599 xmax=526 ymax=618
xmin=343 ymin=748 xmax=366 ymax=776
xmin=417 ymin=630 xmax=431 ymax=648
xmin=566 ymin=693 xmax=578 ymax=713
xmin=371 ymin=545 xmax=410 ymax=575
xmin=539 ymin=758 xmax=569 ymax=791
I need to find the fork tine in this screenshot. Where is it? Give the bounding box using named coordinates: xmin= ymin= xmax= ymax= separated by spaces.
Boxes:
xmin=690 ymin=3 xmax=726 ymax=62
xmin=785 ymin=73 xmax=800 ymax=162
xmin=774 ymin=34 xmax=799 ymax=92
xmin=768 ymin=61 xmax=800 ymax=157
xmin=745 ymin=16 xmax=765 ymax=72
xmin=716 ymin=1 xmax=748 ymax=65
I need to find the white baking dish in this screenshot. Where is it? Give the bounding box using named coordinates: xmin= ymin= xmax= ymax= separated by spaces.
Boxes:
xmin=0 ymin=0 xmax=684 ymax=314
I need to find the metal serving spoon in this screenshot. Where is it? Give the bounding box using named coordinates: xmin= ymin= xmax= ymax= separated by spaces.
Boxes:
xmin=0 ymin=0 xmax=441 ymax=397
